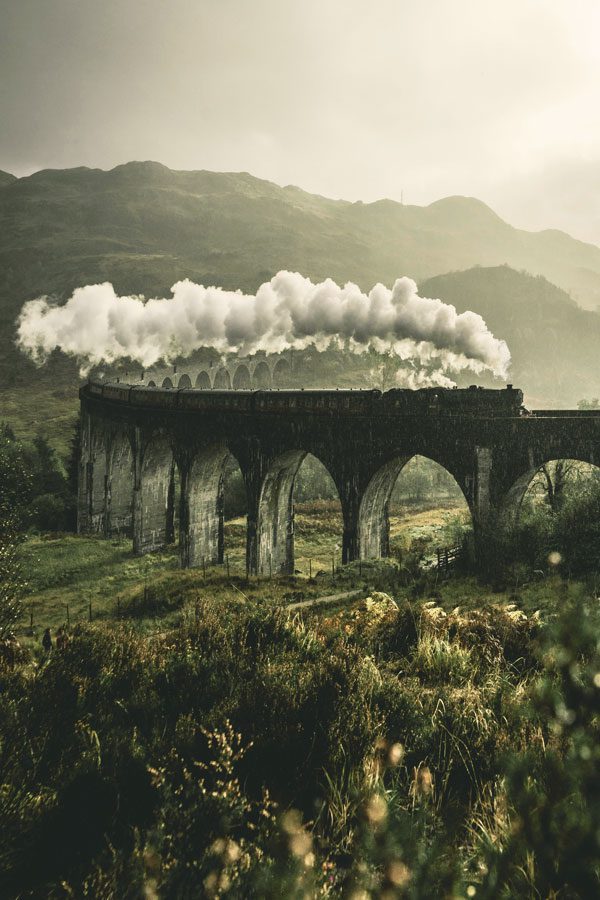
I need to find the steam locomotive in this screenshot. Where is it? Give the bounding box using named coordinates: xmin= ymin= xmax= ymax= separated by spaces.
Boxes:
xmin=84 ymin=381 xmax=525 ymax=417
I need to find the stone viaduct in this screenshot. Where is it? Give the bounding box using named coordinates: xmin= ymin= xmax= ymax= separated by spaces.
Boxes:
xmin=126 ymin=352 xmax=295 ymax=392
xmin=78 ymin=382 xmax=600 ymax=574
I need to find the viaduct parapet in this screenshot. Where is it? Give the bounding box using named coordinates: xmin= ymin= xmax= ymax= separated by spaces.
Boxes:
xmin=78 ymin=383 xmax=600 ymax=573
xmin=119 ymin=351 xmax=295 ymax=391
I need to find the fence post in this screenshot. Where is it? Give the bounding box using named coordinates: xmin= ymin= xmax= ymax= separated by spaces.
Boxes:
xmin=226 ymin=554 xmax=230 ymax=578
xmin=88 ymin=600 xmax=92 ymax=622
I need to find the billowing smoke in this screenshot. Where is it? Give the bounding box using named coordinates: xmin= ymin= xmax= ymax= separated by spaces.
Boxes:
xmin=16 ymin=271 xmax=510 ymax=382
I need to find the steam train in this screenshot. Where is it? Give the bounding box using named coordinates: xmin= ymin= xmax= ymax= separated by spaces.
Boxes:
xmin=84 ymin=381 xmax=525 ymax=417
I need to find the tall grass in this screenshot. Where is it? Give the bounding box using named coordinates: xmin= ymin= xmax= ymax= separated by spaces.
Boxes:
xmin=1 ymin=579 xmax=595 ymax=897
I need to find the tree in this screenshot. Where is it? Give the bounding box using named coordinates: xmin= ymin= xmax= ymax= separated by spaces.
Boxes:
xmin=0 ymin=425 xmax=31 ymax=638
xmin=531 ymin=459 xmax=577 ymax=512
xmin=578 ymin=398 xmax=600 ymax=410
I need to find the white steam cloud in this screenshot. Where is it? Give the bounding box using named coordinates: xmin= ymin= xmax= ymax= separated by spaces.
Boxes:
xmin=16 ymin=271 xmax=510 ymax=383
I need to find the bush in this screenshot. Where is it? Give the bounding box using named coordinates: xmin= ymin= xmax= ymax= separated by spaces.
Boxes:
xmin=0 ymin=588 xmax=597 ymax=896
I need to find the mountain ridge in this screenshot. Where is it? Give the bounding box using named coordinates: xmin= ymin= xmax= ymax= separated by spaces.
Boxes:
xmin=6 ymin=158 xmax=600 ymax=254
xmin=3 ymin=160 xmax=600 ymax=308
xmin=1 ymin=160 xmax=600 ymax=408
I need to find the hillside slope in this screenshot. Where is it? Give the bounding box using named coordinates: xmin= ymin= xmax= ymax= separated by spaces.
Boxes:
xmin=420 ymin=267 xmax=600 ymax=407
xmin=2 ymin=161 xmax=600 ymax=310
xmin=1 ymin=162 xmax=600 ymax=413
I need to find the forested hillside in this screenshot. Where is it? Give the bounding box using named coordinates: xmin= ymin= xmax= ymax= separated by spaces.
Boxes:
xmin=420 ymin=267 xmax=600 ymax=406
xmin=1 ymin=161 xmax=599 ymax=416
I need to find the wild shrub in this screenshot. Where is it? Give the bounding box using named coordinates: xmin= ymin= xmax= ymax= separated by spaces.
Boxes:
xmin=0 ymin=584 xmax=597 ymax=896
xmin=477 ymin=593 xmax=600 ymax=898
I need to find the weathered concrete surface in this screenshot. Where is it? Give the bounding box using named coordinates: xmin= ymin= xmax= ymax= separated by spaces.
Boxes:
xmin=78 ymin=383 xmax=600 ymax=573
xmin=141 ymin=351 xmax=293 ymax=393
xmin=133 ymin=434 xmax=172 ymax=554
xmin=106 ymin=431 xmax=134 ymax=535
xmin=180 ymin=443 xmax=230 ymax=568
xmin=257 ymin=450 xmax=306 ymax=575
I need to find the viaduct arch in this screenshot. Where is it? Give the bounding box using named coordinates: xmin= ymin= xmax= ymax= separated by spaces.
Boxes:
xmin=78 ymin=384 xmax=600 ymax=574
xmin=141 ymin=352 xmax=294 ymax=392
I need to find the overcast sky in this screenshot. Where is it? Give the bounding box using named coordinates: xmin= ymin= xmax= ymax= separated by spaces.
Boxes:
xmin=2 ymin=0 xmax=600 ymax=244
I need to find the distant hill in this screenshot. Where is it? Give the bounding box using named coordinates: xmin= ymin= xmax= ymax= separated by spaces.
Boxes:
xmin=420 ymin=267 xmax=600 ymax=407
xmin=2 ymin=160 xmax=600 ymax=307
xmin=0 ymin=170 xmax=16 ymax=188
xmin=1 ymin=161 xmax=600 ymax=410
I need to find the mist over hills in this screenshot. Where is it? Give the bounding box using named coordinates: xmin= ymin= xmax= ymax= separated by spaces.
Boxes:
xmin=1 ymin=160 xmax=599 ymax=408
xmin=420 ymin=267 xmax=600 ymax=407
xmin=0 ymin=170 xmax=16 ymax=188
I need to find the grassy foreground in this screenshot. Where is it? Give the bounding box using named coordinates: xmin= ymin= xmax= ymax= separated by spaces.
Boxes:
xmin=4 ymin=501 xmax=599 ymax=897
xmin=2 ymin=569 xmax=598 ymax=896
xmin=16 ymin=499 xmax=573 ymax=645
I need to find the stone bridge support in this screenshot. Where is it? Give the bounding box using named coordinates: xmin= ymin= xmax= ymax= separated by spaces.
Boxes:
xmin=179 ymin=444 xmax=231 ymax=568
xmin=255 ymin=450 xmax=305 ymax=575
xmin=357 ymin=456 xmax=410 ymax=559
xmin=249 ymin=447 xmax=367 ymax=575
xmin=132 ymin=434 xmax=173 ymax=554
xmin=78 ymin=383 xmax=600 ymax=578
xmin=106 ymin=431 xmax=134 ymax=535
xmin=78 ymin=413 xmax=109 ymax=535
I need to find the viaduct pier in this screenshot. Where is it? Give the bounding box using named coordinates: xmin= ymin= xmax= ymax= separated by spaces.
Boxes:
xmin=78 ymin=382 xmax=600 ymax=573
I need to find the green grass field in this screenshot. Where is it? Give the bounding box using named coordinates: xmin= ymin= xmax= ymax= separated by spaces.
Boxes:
xmin=0 ymin=385 xmax=79 ymax=456
xmin=16 ymin=498 xmax=571 ymax=649
xmin=6 ymin=493 xmax=598 ymax=897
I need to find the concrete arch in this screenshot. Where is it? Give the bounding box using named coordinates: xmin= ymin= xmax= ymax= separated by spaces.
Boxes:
xmin=272 ymin=356 xmax=292 ymax=388
xmin=180 ymin=445 xmax=245 ymax=568
xmin=178 ymin=373 xmax=192 ymax=389
xmin=147 ymin=380 xmax=156 ymax=387
xmin=106 ymin=430 xmax=134 ymax=536
xmin=502 ymin=457 xmax=600 ymax=523
xmin=195 ymin=371 xmax=212 ymax=389
xmin=214 ymin=367 xmax=232 ymax=389
xmin=85 ymin=426 xmax=109 ymax=534
xmin=253 ymin=361 xmax=271 ymax=389
xmin=162 ymin=377 xmax=173 ymax=389
xmin=257 ymin=450 xmax=306 ymax=575
xmin=232 ymin=364 xmax=251 ymax=390
xmin=257 ymin=450 xmax=341 ymax=575
xmin=359 ymin=453 xmax=472 ymax=559
xmin=359 ymin=456 xmax=411 ymax=558
xmin=134 ymin=434 xmax=173 ymax=554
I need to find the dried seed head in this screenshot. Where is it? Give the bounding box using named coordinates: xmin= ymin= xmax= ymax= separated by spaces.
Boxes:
xmin=387 ymin=860 xmax=411 ymax=887
xmin=365 ymin=793 xmax=388 ymax=824
xmin=388 ymin=742 xmax=404 ymax=766
xmin=281 ymin=808 xmax=303 ymax=835
xmin=290 ymin=831 xmax=312 ymax=858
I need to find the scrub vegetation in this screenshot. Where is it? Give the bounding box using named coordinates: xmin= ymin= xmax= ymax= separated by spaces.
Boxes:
xmin=1 ymin=422 xmax=599 ymax=898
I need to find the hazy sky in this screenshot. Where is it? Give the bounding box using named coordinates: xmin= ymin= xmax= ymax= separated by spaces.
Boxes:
xmin=2 ymin=0 xmax=600 ymax=243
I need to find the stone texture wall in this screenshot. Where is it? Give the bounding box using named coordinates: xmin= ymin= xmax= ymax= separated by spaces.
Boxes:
xmin=79 ymin=384 xmax=600 ymax=573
